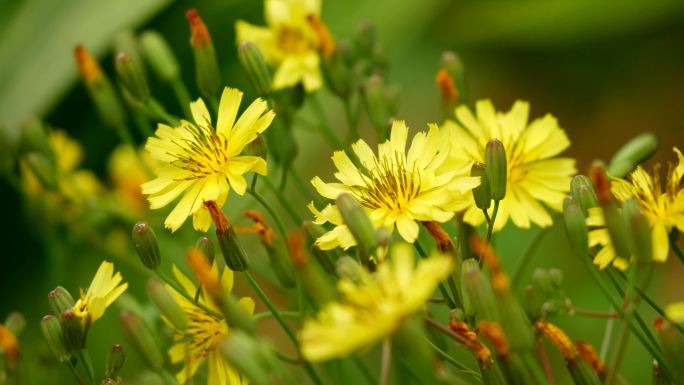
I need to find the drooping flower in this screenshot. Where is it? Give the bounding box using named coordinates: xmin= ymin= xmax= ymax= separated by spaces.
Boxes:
xmin=236 ymin=0 xmax=322 ymax=92
xmin=444 ymin=100 xmax=576 ymax=231
xmin=299 ymin=243 xmax=453 ymax=361
xmin=142 ymin=87 xmax=274 ymax=232
xmin=588 ymin=147 xmax=684 ymax=267
xmin=72 ymin=261 xmax=128 ymax=325
xmin=164 ymin=263 xmax=253 ymax=385
xmin=309 ymin=120 xmax=479 ymax=250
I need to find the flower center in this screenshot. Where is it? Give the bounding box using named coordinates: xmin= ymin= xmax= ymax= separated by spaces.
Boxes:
xmin=184 ymin=307 xmax=227 ymax=360
xmin=170 ymin=125 xmax=231 ymax=180
xmin=350 ymin=153 xmax=421 ymax=211
xmin=276 ymin=25 xmax=314 ymax=54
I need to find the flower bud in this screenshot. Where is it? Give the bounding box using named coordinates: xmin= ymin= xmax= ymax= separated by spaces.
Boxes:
xmin=60 ymin=309 xmax=86 ymax=352
xmin=289 ymin=231 xmax=335 ymax=308
xmin=205 ymin=201 xmax=250 ymax=271
xmin=119 ymin=310 xmax=164 ymax=370
xmin=105 ymin=344 xmax=125 ymax=378
xmin=115 ymin=52 xmax=150 ymax=103
xmin=471 ymin=162 xmax=491 ymax=210
xmin=40 ymin=315 xmax=69 ymax=362
xmin=461 ymin=259 xmax=499 ymax=321
xmin=336 ymin=193 xmax=378 ymax=259
xmin=238 ymin=42 xmax=272 ymax=96
xmin=549 ymin=268 xmax=564 ymax=287
xmin=496 ymin=289 xmax=534 ymax=353
xmin=74 ymin=45 xmax=126 ymax=129
xmin=195 ymin=236 xmax=215 ymax=264
xmin=570 ymin=175 xmax=599 ymax=215
xmin=186 ymin=9 xmax=221 ymax=97
xmin=146 ymin=279 xmax=187 ymax=331
xmin=115 ymin=30 xmax=147 ymax=78
xmin=362 ymin=75 xmax=390 ymax=134
xmin=608 ymin=133 xmax=658 ymax=178
xmin=246 ymin=134 xmax=268 ymax=162
xmin=485 ymin=139 xmax=507 ymax=200
xmin=132 ymin=221 xmax=161 ymax=270
xmin=25 ymin=152 xmax=57 ymax=190
xmin=441 ymin=51 xmax=465 ymax=94
xmin=563 ymin=196 xmax=589 ymax=256
xmin=4 ymin=312 xmax=25 ymax=336
xmin=576 ymin=341 xmax=606 ymax=379
xmin=302 ymin=221 xmax=339 ymax=274
xmin=589 ymin=167 xmax=633 ymax=257
xmin=48 ymin=286 xmax=75 ymax=317
xmin=335 ymin=256 xmax=365 ymax=283
xmin=321 ymin=41 xmax=352 ymax=97
xmin=219 ymin=331 xmax=275 ymax=385
xmin=655 ymin=318 xmax=684 ymax=383
xmin=139 ymin=30 xmax=180 ymax=82
xmin=621 ymin=199 xmax=652 ymax=264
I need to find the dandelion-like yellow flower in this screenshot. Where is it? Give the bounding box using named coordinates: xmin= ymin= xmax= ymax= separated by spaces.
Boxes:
xmin=142 ymin=87 xmax=274 ymax=232
xmin=309 ymin=120 xmax=479 ymax=249
xmin=588 ymin=147 xmax=684 ymax=267
xmin=444 ymin=100 xmax=576 ymax=231
xmin=72 ymin=261 xmax=128 ymax=325
xmin=299 ymin=243 xmax=453 ymax=361
xmin=165 ymin=264 xmax=254 ymax=385
xmin=236 ymin=0 xmax=322 ymax=91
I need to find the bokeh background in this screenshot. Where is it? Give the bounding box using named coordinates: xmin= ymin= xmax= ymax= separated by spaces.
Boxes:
xmin=1 ymin=0 xmax=683 ymax=384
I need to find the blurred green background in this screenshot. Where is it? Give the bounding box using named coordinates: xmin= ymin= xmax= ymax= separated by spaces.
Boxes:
xmin=1 ymin=0 xmax=684 ymax=384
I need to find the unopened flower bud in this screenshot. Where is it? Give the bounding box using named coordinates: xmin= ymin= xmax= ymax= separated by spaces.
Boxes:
xmin=115 ymin=52 xmax=150 ymax=102
xmin=608 ymin=133 xmax=659 ymax=178
xmin=119 ymin=310 xmax=164 ymax=370
xmin=205 ymin=201 xmax=250 ymax=271
xmin=588 ymin=163 xmax=612 ymax=206
xmin=139 ymin=30 xmax=180 ymax=82
xmin=238 ymin=42 xmax=272 ymax=96
xmin=25 ymin=152 xmax=57 ymax=190
xmin=362 ymin=75 xmax=391 ymax=134
xmin=441 ymin=51 xmax=465 ymax=88
xmin=186 ymin=9 xmax=221 ymax=97
xmin=655 ymin=318 xmax=684 ymax=383
xmin=60 ymin=309 xmax=86 ymax=352
xmin=321 ymin=41 xmax=352 ymax=97
xmin=471 ymin=162 xmax=491 ymax=210
xmin=335 ymin=256 xmax=365 ymax=283
xmin=74 ymin=45 xmax=126 ymax=129
xmin=621 ymin=200 xmax=652 ymax=264
xmin=289 ymin=231 xmax=335 ymax=308
xmin=485 ymin=139 xmax=507 ymax=200
xmin=461 ymin=259 xmax=499 ymax=321
xmin=105 ymin=344 xmax=125 ymax=378
xmin=336 ymin=193 xmax=378 ymax=259
xmin=549 ymin=268 xmax=564 ymax=287
xmin=132 ymin=221 xmax=161 ymax=270
xmin=588 ymin=167 xmax=633 ymax=258
xmin=41 ymin=315 xmax=69 ymax=362
xmin=532 ymin=269 xmax=553 ymax=296
xmin=246 ymin=134 xmax=268 ymax=162
xmin=563 ymin=196 xmax=589 ymax=256
xmin=570 ymin=175 xmax=599 ymax=214
xmin=219 ymin=331 xmax=275 ymax=385
xmin=576 ymin=341 xmax=606 ymax=378
xmin=146 ymin=279 xmax=187 ymax=331
xmin=115 ymin=30 xmax=147 ymax=78
xmin=48 ymin=286 xmax=75 ymax=317
xmin=195 ymin=236 xmax=215 ymax=264
xmin=4 ymin=312 xmax=25 ymax=336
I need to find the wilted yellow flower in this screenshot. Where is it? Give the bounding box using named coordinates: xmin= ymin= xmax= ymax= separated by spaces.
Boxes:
xmin=165 ymin=264 xmax=254 ymax=385
xmin=142 ymin=87 xmax=274 ymax=232
xmin=299 ymin=243 xmax=453 ymax=361
xmin=72 ymin=261 xmax=128 ymax=325
xmin=444 ymin=100 xmax=576 ymax=231
xmin=588 ymin=147 xmax=684 ymax=267
xmin=236 ymin=0 xmax=322 ymax=91
xmin=309 ymin=120 xmax=479 ymax=249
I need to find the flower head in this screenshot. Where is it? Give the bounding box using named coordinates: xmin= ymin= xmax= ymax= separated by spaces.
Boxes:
xmin=444 ymin=100 xmax=576 ymax=231
xmin=236 ymin=0 xmax=322 ymax=91
xmin=165 ymin=264 xmax=254 ymax=385
xmin=588 ymin=147 xmax=684 ymax=267
xmin=142 ymin=87 xmax=274 ymax=232
xmin=72 ymin=261 xmax=128 ymax=325
xmin=299 ymin=243 xmax=453 ymax=361
xmin=309 ymin=120 xmax=479 ymax=250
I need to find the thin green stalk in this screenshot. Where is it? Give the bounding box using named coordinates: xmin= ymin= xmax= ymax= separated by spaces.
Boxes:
xmin=672 ymin=239 xmax=684 ymax=265
xmin=158 ymin=368 xmax=181 ymax=385
xmin=425 ymin=339 xmax=481 ymax=381
xmin=67 ymin=359 xmax=87 ymax=385
xmin=485 ymin=200 xmax=500 ymax=243
xmin=379 ymin=339 xmax=392 ymax=385
xmin=274 ymin=351 xmax=300 ymax=364
xmin=242 ymin=271 xmax=324 ymax=385
xmin=254 ymin=310 xmax=301 ymax=322
xmin=170 ymin=77 xmax=192 ymax=118
xmin=263 ymin=176 xmax=303 ymax=224
xmin=414 ymin=242 xmax=456 ymax=308
xmin=310 ymin=94 xmax=344 ymax=149
xmin=146 ymin=99 xmax=180 ymax=126
xmin=248 ymin=188 xmax=288 ymax=242
xmin=251 ymin=174 xmax=258 ymax=190
xmin=343 ymin=98 xmax=360 ymax=143
xmin=599 ymin=306 xmax=616 ymax=360
xmin=511 ymin=219 xmax=555 ymax=290
xmin=523 ymin=353 xmax=549 ymax=385
xmin=77 ymin=350 xmax=95 ymax=385
xmin=155 ymin=270 xmax=223 ymax=319
xmin=350 ymin=356 xmax=375 ymax=385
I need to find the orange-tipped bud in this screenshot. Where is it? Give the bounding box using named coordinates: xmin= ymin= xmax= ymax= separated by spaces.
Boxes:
xmin=306 ymin=14 xmax=334 ymax=59
xmin=477 ymin=320 xmax=510 ymax=358
xmin=186 ymin=247 xmax=221 ymax=297
xmin=576 ymin=341 xmax=606 ymax=377
xmin=448 ymin=320 xmax=492 ymax=365
xmin=244 ymin=210 xmax=295 ymax=288
xmin=244 ymin=210 xmax=274 ymax=246
xmin=422 ymin=221 xmax=454 ymax=253
xmin=535 ymin=320 xmax=577 ymax=360
xmin=469 ymin=236 xmax=508 ymax=292
xmin=288 ymin=230 xmax=309 ymax=268
xmin=186 ymin=9 xmax=211 ymax=47
xmin=205 ymin=201 xmax=250 ymax=271
xmin=288 ymin=230 xmax=335 ymax=307
xmin=436 ymin=68 xmax=458 ymax=105
xmin=74 ymin=45 xmax=102 ymax=85
xmin=588 ymin=163 xmax=613 ymax=206
xmin=0 ymin=324 xmax=19 ymax=367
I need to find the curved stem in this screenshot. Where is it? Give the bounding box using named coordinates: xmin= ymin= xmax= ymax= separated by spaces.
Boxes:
xmin=263 ymin=176 xmax=303 ymax=224
xmin=248 ymin=188 xmax=288 ymax=242
xmin=414 ymin=242 xmax=456 ymax=308
xmin=253 ymin=310 xmax=301 ymax=322
xmin=485 ymin=200 xmax=500 ymax=243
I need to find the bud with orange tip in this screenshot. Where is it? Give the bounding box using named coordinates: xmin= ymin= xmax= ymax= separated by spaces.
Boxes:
xmin=186 ymin=9 xmax=221 ymax=97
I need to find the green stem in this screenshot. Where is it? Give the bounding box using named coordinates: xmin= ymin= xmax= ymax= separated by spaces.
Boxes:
xmin=146 ymin=99 xmax=179 ymax=126
xmin=672 ymin=238 xmax=684 ymax=265
xmin=77 ymin=350 xmax=95 ymax=385
xmin=274 ymin=350 xmax=301 ymax=364
xmin=425 ymin=339 xmax=481 ymax=381
xmin=253 ymin=310 xmax=301 ymax=322
xmin=414 ymin=242 xmax=456 ymax=308
xmin=511 ymin=220 xmax=555 ymax=290
xmin=67 ymin=359 xmax=87 ymax=385
xmin=242 ymin=271 xmax=324 ymax=385
xmin=155 ymin=270 xmax=223 ymax=319
xmin=350 ymin=356 xmax=375 ymax=385
xmin=343 ymin=98 xmax=360 ymax=143
xmin=263 ymin=176 xmax=303 ymax=224
xmin=248 ymin=188 xmax=288 ymax=242
xmin=251 ymin=174 xmax=258 ymax=191
xmin=170 ymin=77 xmax=192 ymax=118
xmin=485 ymin=200 xmax=500 ymax=243
xmin=157 ymin=368 xmax=181 ymax=385
xmin=523 ymin=353 xmax=549 ymax=385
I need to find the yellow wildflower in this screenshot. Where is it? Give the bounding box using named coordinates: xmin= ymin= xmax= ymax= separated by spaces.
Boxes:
xmin=142 ymin=87 xmax=274 ymax=232
xmin=236 ymin=0 xmax=322 ymax=91
xmin=588 ymin=147 xmax=684 ymax=266
xmin=444 ymin=100 xmax=576 ymax=231
xmin=309 ymin=120 xmax=479 ymax=249
xmin=165 ymin=263 xmax=254 ymax=385
xmin=299 ymin=243 xmax=453 ymax=361
xmin=73 ymin=261 xmax=128 ymax=324
xmin=108 ymin=145 xmax=156 ymax=214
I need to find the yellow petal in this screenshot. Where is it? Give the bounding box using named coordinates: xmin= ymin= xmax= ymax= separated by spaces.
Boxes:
xmin=651 ymin=225 xmax=670 ymax=262
xmin=216 ymin=87 xmax=242 ymax=136
xmin=190 ymin=98 xmax=211 ymax=128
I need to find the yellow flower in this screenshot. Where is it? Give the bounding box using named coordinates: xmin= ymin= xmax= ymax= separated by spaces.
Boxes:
xmin=444 ymin=100 xmax=576 ymax=231
xmin=73 ymin=261 xmax=128 ymax=324
xmin=165 ymin=264 xmax=254 ymax=385
xmin=588 ymin=147 xmax=684 ymax=266
xmin=299 ymin=243 xmax=453 ymax=361
xmin=666 ymin=301 xmax=684 ymax=324
xmin=309 ymin=120 xmax=479 ymax=249
xmin=142 ymin=87 xmax=274 ymax=232
xmin=108 ymin=145 xmax=155 ymax=214
xmin=236 ymin=0 xmax=322 ymax=92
